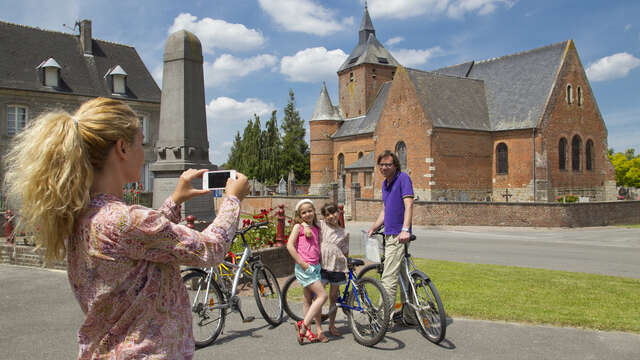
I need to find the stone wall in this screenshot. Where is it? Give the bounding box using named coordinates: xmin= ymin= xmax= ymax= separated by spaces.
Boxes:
xmin=1 ymin=243 xmax=295 ymax=277
xmin=215 ymin=195 xmax=334 ymax=218
xmin=353 ymin=198 xmax=640 ymax=227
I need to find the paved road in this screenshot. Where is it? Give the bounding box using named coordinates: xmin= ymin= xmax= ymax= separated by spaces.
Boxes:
xmin=346 ymin=223 xmax=640 ymax=279
xmin=2 ymin=265 xmax=639 ymax=360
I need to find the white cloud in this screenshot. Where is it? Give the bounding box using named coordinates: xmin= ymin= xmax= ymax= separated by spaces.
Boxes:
xmin=390 ymin=46 xmax=443 ymax=67
xmin=280 ymin=47 xmax=348 ymax=82
xmin=206 ymin=97 xmax=276 ymax=163
xmin=203 ymin=54 xmax=278 ymax=87
xmin=586 ymin=52 xmax=640 ymax=82
xmin=151 ymin=64 xmax=163 ymax=88
xmin=366 ymin=0 xmax=515 ymax=20
xmin=259 ymin=0 xmax=353 ymax=36
xmin=168 ymin=13 xmax=265 ymax=53
xmin=385 ymin=36 xmax=405 ymax=46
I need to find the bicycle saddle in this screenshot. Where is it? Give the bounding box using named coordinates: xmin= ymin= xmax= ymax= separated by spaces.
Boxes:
xmin=348 ymin=258 xmax=365 ymax=267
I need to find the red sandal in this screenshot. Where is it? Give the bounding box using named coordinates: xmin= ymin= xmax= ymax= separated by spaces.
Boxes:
xmin=295 ymin=321 xmax=318 ymax=344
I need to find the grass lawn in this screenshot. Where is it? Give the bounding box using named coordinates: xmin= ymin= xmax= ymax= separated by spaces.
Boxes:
xmin=616 ymin=224 xmax=640 ymax=228
xmin=285 ymin=259 xmax=640 ymax=333
xmin=414 ymin=258 xmax=640 ymax=333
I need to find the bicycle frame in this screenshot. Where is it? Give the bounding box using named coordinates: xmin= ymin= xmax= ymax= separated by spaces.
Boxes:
xmin=330 ymin=270 xmax=371 ymax=314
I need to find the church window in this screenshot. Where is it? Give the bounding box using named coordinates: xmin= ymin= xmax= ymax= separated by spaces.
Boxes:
xmin=577 ymin=86 xmax=583 ymax=106
xmin=395 ymin=141 xmax=407 ymax=170
xmin=351 ymin=172 xmax=359 ymax=184
xmin=586 ymin=139 xmax=594 ymax=171
xmin=338 ymin=153 xmax=345 ymax=187
xmin=559 ymin=138 xmax=568 ymax=170
xmin=572 ymin=135 xmax=582 ymax=171
xmin=358 ymin=152 xmax=363 ymax=159
xmin=496 ymin=143 xmax=508 ymax=174
xmin=350 ymin=72 xmax=353 ymax=82
xmin=7 ymin=105 xmax=28 ymax=136
xmin=567 ymin=84 xmax=573 ymax=104
xmin=377 ymin=57 xmax=389 ymax=64
xmin=348 ymin=56 xmax=359 ymax=65
xmin=372 ymin=68 xmax=376 ymax=79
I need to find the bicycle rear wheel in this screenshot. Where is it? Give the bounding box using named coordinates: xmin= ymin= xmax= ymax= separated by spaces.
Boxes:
xmin=410 ymin=273 xmax=446 ymax=344
xmin=357 ymin=263 xmax=383 ymax=282
xmin=182 ymin=271 xmax=226 ymax=347
xmin=281 ymin=275 xmax=304 ymax=322
xmin=346 ymin=277 xmax=390 ymax=347
xmin=253 ymin=265 xmax=283 ymax=326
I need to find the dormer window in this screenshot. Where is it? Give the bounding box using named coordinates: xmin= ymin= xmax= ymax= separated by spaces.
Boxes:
xmin=377 ymin=57 xmax=389 ymax=64
xmin=36 ymin=58 xmax=61 ymax=87
xmin=105 ymin=65 xmax=128 ymax=95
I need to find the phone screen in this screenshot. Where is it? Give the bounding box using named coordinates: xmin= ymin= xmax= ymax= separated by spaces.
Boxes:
xmin=207 ymin=171 xmax=231 ymax=189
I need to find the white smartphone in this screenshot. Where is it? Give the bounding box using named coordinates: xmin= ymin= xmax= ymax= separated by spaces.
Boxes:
xmin=202 ymin=170 xmax=236 ymax=190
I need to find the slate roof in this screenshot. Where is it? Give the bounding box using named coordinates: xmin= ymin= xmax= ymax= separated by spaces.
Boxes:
xmin=406 ymin=68 xmax=491 ymax=131
xmin=332 ymin=81 xmax=391 ymax=138
xmin=338 ymin=6 xmax=399 ymax=73
xmin=345 ymin=151 xmax=374 ymax=170
xmin=433 ymin=41 xmax=568 ymax=130
xmin=0 ymin=21 xmax=160 ymax=103
xmin=310 ymin=82 xmax=343 ymax=121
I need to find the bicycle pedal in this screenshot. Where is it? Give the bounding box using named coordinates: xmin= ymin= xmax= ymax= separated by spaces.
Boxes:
xmin=243 ymin=316 xmax=255 ymax=323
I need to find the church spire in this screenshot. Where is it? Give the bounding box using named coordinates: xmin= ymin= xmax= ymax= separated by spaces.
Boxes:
xmin=359 ymin=2 xmax=375 ymax=45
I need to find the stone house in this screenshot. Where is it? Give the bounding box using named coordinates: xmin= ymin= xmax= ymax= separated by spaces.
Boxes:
xmin=0 ymin=19 xmax=160 ymax=193
xmin=309 ymin=5 xmax=616 ymax=203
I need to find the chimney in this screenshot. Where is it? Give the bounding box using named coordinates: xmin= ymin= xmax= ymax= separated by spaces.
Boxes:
xmin=79 ymin=19 xmax=92 ymax=55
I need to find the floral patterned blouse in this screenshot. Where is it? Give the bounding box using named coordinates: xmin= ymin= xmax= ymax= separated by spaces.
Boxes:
xmin=65 ymin=193 xmax=240 ymax=360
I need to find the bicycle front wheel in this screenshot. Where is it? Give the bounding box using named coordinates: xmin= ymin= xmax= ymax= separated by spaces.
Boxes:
xmin=357 ymin=263 xmax=383 ymax=282
xmin=182 ymin=271 xmax=226 ymax=347
xmin=411 ymin=273 xmax=446 ymax=344
xmin=253 ymin=265 xmax=283 ymax=326
xmin=346 ymin=277 xmax=390 ymax=347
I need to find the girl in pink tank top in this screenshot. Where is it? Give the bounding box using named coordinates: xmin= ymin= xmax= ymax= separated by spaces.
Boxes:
xmin=287 ymin=199 xmax=329 ymax=344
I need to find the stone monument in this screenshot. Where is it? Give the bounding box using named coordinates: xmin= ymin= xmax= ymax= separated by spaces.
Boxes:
xmin=151 ymin=30 xmax=215 ymax=221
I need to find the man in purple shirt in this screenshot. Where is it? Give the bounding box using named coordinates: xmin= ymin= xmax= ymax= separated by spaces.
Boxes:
xmin=367 ymin=150 xmax=414 ymax=323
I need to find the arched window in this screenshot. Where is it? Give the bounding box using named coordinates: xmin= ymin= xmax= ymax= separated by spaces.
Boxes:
xmin=395 ymin=141 xmax=407 ymax=170
xmin=496 ymin=143 xmax=508 ymax=174
xmin=577 ymin=86 xmax=583 ymax=106
xmin=567 ymin=84 xmax=573 ymax=104
xmin=358 ymin=152 xmax=363 ymax=159
xmin=586 ymin=139 xmax=594 ymax=171
xmin=559 ymin=138 xmax=568 ymax=170
xmin=572 ymin=135 xmax=582 ymax=171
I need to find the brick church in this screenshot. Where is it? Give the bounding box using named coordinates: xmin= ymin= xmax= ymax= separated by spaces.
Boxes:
xmin=309 ymin=5 xmax=616 ymax=203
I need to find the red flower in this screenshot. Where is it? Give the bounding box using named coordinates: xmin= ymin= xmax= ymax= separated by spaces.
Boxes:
xmin=138 ymin=183 xmax=143 ymax=189
xmin=269 ymin=208 xmax=273 ymax=211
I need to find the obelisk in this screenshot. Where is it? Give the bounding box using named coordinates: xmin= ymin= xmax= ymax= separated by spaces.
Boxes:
xmin=151 ymin=30 xmax=215 ymax=221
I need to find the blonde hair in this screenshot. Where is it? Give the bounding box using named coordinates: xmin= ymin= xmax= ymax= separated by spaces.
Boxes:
xmin=3 ymin=97 xmax=139 ymax=263
xmin=293 ymin=201 xmax=318 ymax=227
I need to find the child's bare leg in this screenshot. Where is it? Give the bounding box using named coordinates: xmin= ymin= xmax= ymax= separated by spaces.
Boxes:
xmin=303 ymin=281 xmax=327 ymax=335
xmin=328 ymin=284 xmax=341 ymax=336
xmin=302 ymin=287 xmax=313 ymax=327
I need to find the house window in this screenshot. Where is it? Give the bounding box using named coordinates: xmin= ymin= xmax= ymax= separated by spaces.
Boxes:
xmin=140 ymin=163 xmax=153 ymax=191
xmin=138 ymin=115 xmax=149 ymax=144
xmin=586 ymin=139 xmax=594 ymax=171
xmin=105 ymin=65 xmax=128 ymax=95
xmin=364 ymin=172 xmax=372 ymax=187
xmin=559 ymin=138 xmax=568 ymax=170
xmin=7 ymin=105 xmax=28 ymax=136
xmin=567 ymin=84 xmax=573 ymax=104
xmin=577 ymin=86 xmax=583 ymax=106
xmin=37 ymin=58 xmax=61 ymax=87
xmin=351 ymin=172 xmax=359 ymax=184
xmin=496 ymin=143 xmax=508 ymax=174
xmin=572 ymin=135 xmax=582 ymax=171
xmin=395 ymin=141 xmax=407 ymax=170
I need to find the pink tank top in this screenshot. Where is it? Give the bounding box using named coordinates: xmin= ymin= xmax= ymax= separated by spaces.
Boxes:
xmin=295 ymin=224 xmax=320 ymax=265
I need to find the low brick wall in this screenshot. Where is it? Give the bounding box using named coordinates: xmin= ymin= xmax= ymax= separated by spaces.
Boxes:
xmin=1 ymin=242 xmax=294 ymax=276
xmin=353 ymin=199 xmax=640 ymax=227
xmin=216 ymin=195 xmax=333 ymax=218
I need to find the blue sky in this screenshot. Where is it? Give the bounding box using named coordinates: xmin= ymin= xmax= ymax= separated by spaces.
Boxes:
xmin=2 ymin=0 xmax=639 ymax=163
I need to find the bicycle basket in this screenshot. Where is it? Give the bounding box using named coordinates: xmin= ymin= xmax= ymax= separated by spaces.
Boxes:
xmin=361 ymin=230 xmax=382 ymax=263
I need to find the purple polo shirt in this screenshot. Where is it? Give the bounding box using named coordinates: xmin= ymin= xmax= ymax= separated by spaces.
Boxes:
xmin=382 ymin=171 xmax=414 ymax=235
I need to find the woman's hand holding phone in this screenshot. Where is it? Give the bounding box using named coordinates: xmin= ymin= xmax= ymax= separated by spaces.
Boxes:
xmin=172 ymin=169 xmax=212 ymax=205
xmin=225 ymin=172 xmax=250 ymax=200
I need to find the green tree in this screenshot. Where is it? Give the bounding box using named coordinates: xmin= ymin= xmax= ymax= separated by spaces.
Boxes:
xmin=223 ymin=131 xmax=243 ymax=170
xmin=609 ymin=149 xmax=640 ymax=187
xmin=280 ymin=89 xmax=310 ymax=183
xmin=261 ymin=110 xmax=281 ymax=183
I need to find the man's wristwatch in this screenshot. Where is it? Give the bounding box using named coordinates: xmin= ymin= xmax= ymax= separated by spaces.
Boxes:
xmin=401 ymin=227 xmax=409 ymax=232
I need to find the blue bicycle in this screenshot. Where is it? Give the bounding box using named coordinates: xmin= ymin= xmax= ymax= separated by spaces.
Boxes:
xmin=282 ymin=258 xmax=390 ymax=346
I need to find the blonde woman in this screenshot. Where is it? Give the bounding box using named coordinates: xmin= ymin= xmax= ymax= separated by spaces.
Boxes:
xmin=3 ymin=97 xmax=249 ymax=359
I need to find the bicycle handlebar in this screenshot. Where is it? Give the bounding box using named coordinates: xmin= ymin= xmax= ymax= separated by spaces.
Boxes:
xmin=235 ymin=221 xmax=269 ymax=236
